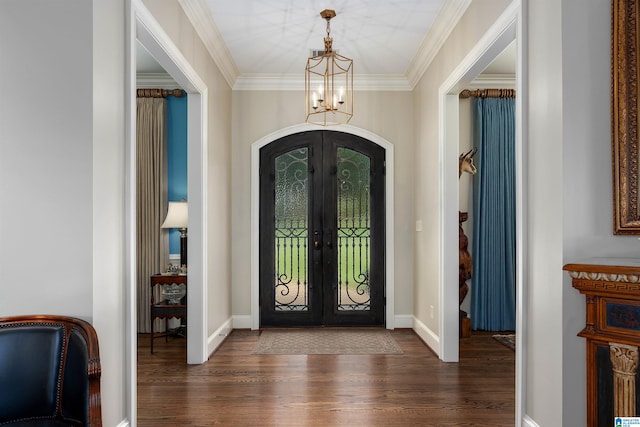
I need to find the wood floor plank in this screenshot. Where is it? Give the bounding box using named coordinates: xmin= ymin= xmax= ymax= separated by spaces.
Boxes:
xmin=137 ymin=329 xmax=515 ymax=426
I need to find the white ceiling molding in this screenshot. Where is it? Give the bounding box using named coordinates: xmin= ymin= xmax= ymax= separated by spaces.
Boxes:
xmin=178 ymin=0 xmax=239 ymax=88
xmin=233 ymin=74 xmax=412 ymax=92
xmin=136 ymin=72 xmax=180 ymax=89
xmin=353 ymin=75 xmax=413 ymax=92
xmin=468 ymin=73 xmax=516 ymax=89
xmin=405 ymin=0 xmax=472 ymax=88
xmin=232 ymin=74 xmax=302 ymax=91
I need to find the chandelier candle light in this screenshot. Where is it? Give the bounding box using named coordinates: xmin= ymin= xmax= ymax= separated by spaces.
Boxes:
xmin=305 ymin=9 xmax=353 ymax=125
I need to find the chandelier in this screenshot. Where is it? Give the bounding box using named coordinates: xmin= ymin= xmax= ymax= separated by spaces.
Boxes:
xmin=305 ymin=9 xmax=353 ymax=126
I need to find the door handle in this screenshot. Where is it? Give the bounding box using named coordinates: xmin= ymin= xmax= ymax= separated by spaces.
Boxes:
xmin=313 ymin=230 xmax=321 ymax=249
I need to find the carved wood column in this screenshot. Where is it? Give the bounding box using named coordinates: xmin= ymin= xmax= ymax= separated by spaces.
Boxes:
xmin=585 ymin=294 xmax=597 ymax=335
xmin=458 ymin=211 xmax=472 ymax=338
xmin=610 ymin=342 xmax=639 ymax=417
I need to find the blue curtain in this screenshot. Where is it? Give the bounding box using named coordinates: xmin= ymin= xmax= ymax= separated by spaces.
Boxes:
xmin=470 ymin=97 xmax=516 ymax=331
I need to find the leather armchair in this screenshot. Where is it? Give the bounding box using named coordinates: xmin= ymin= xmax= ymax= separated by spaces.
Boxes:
xmin=0 ymin=315 xmax=102 ymax=426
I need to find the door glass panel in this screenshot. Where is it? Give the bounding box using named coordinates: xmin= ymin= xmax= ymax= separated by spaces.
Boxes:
xmin=336 ymin=148 xmax=371 ymax=311
xmin=274 ymin=148 xmax=309 ymax=311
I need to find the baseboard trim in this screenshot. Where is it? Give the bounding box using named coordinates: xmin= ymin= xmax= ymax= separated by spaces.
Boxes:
xmin=522 ymin=415 xmax=540 ymax=427
xmin=207 ymin=317 xmax=233 ymax=357
xmin=232 ymin=315 xmax=252 ymax=329
xmin=230 ymin=314 xmax=412 ymax=330
xmin=393 ymin=314 xmax=414 ymax=328
xmin=412 ymin=316 xmax=440 ymax=356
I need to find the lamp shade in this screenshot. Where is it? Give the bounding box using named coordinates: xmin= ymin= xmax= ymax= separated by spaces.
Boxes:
xmin=161 ymin=201 xmax=188 ymax=229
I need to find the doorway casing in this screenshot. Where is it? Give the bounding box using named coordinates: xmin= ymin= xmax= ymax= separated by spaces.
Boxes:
xmin=250 ymin=124 xmax=395 ymax=330
xmin=127 ymin=0 xmax=209 ymax=424
xmin=438 ymin=0 xmax=524 ymax=424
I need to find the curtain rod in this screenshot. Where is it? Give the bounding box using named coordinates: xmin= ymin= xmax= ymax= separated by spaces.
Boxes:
xmin=136 ymin=88 xmax=184 ymax=98
xmin=459 ymin=89 xmax=515 ymax=99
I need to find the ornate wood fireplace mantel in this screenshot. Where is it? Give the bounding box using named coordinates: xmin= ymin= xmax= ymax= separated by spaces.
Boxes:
xmin=564 ymin=258 xmax=640 ymax=426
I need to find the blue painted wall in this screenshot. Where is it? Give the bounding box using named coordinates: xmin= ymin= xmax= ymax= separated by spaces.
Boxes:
xmin=167 ymin=94 xmax=187 ymax=255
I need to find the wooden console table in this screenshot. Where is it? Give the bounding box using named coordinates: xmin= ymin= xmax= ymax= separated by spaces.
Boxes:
xmin=150 ymin=274 xmax=187 ymax=354
xmin=564 ymin=259 xmax=640 ymax=426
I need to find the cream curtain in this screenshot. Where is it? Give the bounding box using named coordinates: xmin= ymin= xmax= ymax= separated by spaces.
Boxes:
xmin=136 ymin=97 xmax=169 ymax=333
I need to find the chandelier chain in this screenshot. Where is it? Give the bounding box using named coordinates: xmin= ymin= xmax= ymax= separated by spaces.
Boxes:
xmin=324 ymin=17 xmax=332 ymax=53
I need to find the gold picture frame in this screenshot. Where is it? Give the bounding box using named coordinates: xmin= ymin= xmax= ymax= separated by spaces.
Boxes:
xmin=612 ymin=0 xmax=640 ymax=234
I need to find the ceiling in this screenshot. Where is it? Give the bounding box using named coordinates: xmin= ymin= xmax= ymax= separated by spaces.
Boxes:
xmin=137 ymin=0 xmax=515 ymax=89
xmin=203 ymin=0 xmax=447 ymax=76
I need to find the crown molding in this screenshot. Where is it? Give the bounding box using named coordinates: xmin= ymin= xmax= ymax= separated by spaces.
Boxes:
xmin=406 ymin=0 xmax=472 ymax=88
xmin=178 ymin=0 xmax=239 ymax=88
xmin=354 ymin=75 xmax=413 ymax=92
xmin=136 ymin=72 xmax=180 ymax=89
xmin=468 ymin=73 xmax=516 ymax=89
xmin=233 ymin=74 xmax=412 ymax=92
xmin=232 ymin=74 xmax=301 ymax=91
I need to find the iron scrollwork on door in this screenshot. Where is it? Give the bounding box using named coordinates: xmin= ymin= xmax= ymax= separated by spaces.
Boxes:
xmin=274 ymin=148 xmax=309 ymax=311
xmin=336 ymin=147 xmax=371 ymax=311
xmin=260 ymin=130 xmax=385 ymax=327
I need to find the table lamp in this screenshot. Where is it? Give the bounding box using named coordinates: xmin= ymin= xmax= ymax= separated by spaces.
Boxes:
xmin=161 ymin=200 xmax=188 ymax=266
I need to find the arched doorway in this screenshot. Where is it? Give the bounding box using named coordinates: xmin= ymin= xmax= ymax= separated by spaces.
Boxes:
xmin=259 ymin=131 xmax=385 ymax=327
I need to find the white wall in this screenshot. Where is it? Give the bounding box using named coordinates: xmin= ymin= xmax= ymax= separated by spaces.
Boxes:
xmin=93 ymin=0 xmax=128 ymax=424
xmin=560 ymin=0 xmax=639 ymax=425
xmin=231 ymin=90 xmax=415 ymax=322
xmin=0 ymin=0 xmax=93 ymax=315
xmin=0 ymin=1 xmax=128 ymax=425
xmin=525 ymin=1 xmax=565 ymax=423
xmin=524 ymin=0 xmax=640 ymax=425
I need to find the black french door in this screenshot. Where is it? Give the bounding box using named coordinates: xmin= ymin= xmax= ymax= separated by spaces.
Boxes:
xmin=259 ymin=131 xmax=385 ymax=326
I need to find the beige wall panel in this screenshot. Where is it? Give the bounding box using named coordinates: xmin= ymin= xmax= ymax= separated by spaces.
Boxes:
xmin=142 ymin=0 xmax=234 ymax=337
xmin=412 ymin=0 xmax=511 ymax=336
xmin=231 ymin=90 xmax=415 ymax=319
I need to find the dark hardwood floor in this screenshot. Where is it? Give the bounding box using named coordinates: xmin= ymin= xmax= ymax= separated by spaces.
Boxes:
xmin=137 ymin=329 xmax=515 ymax=426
